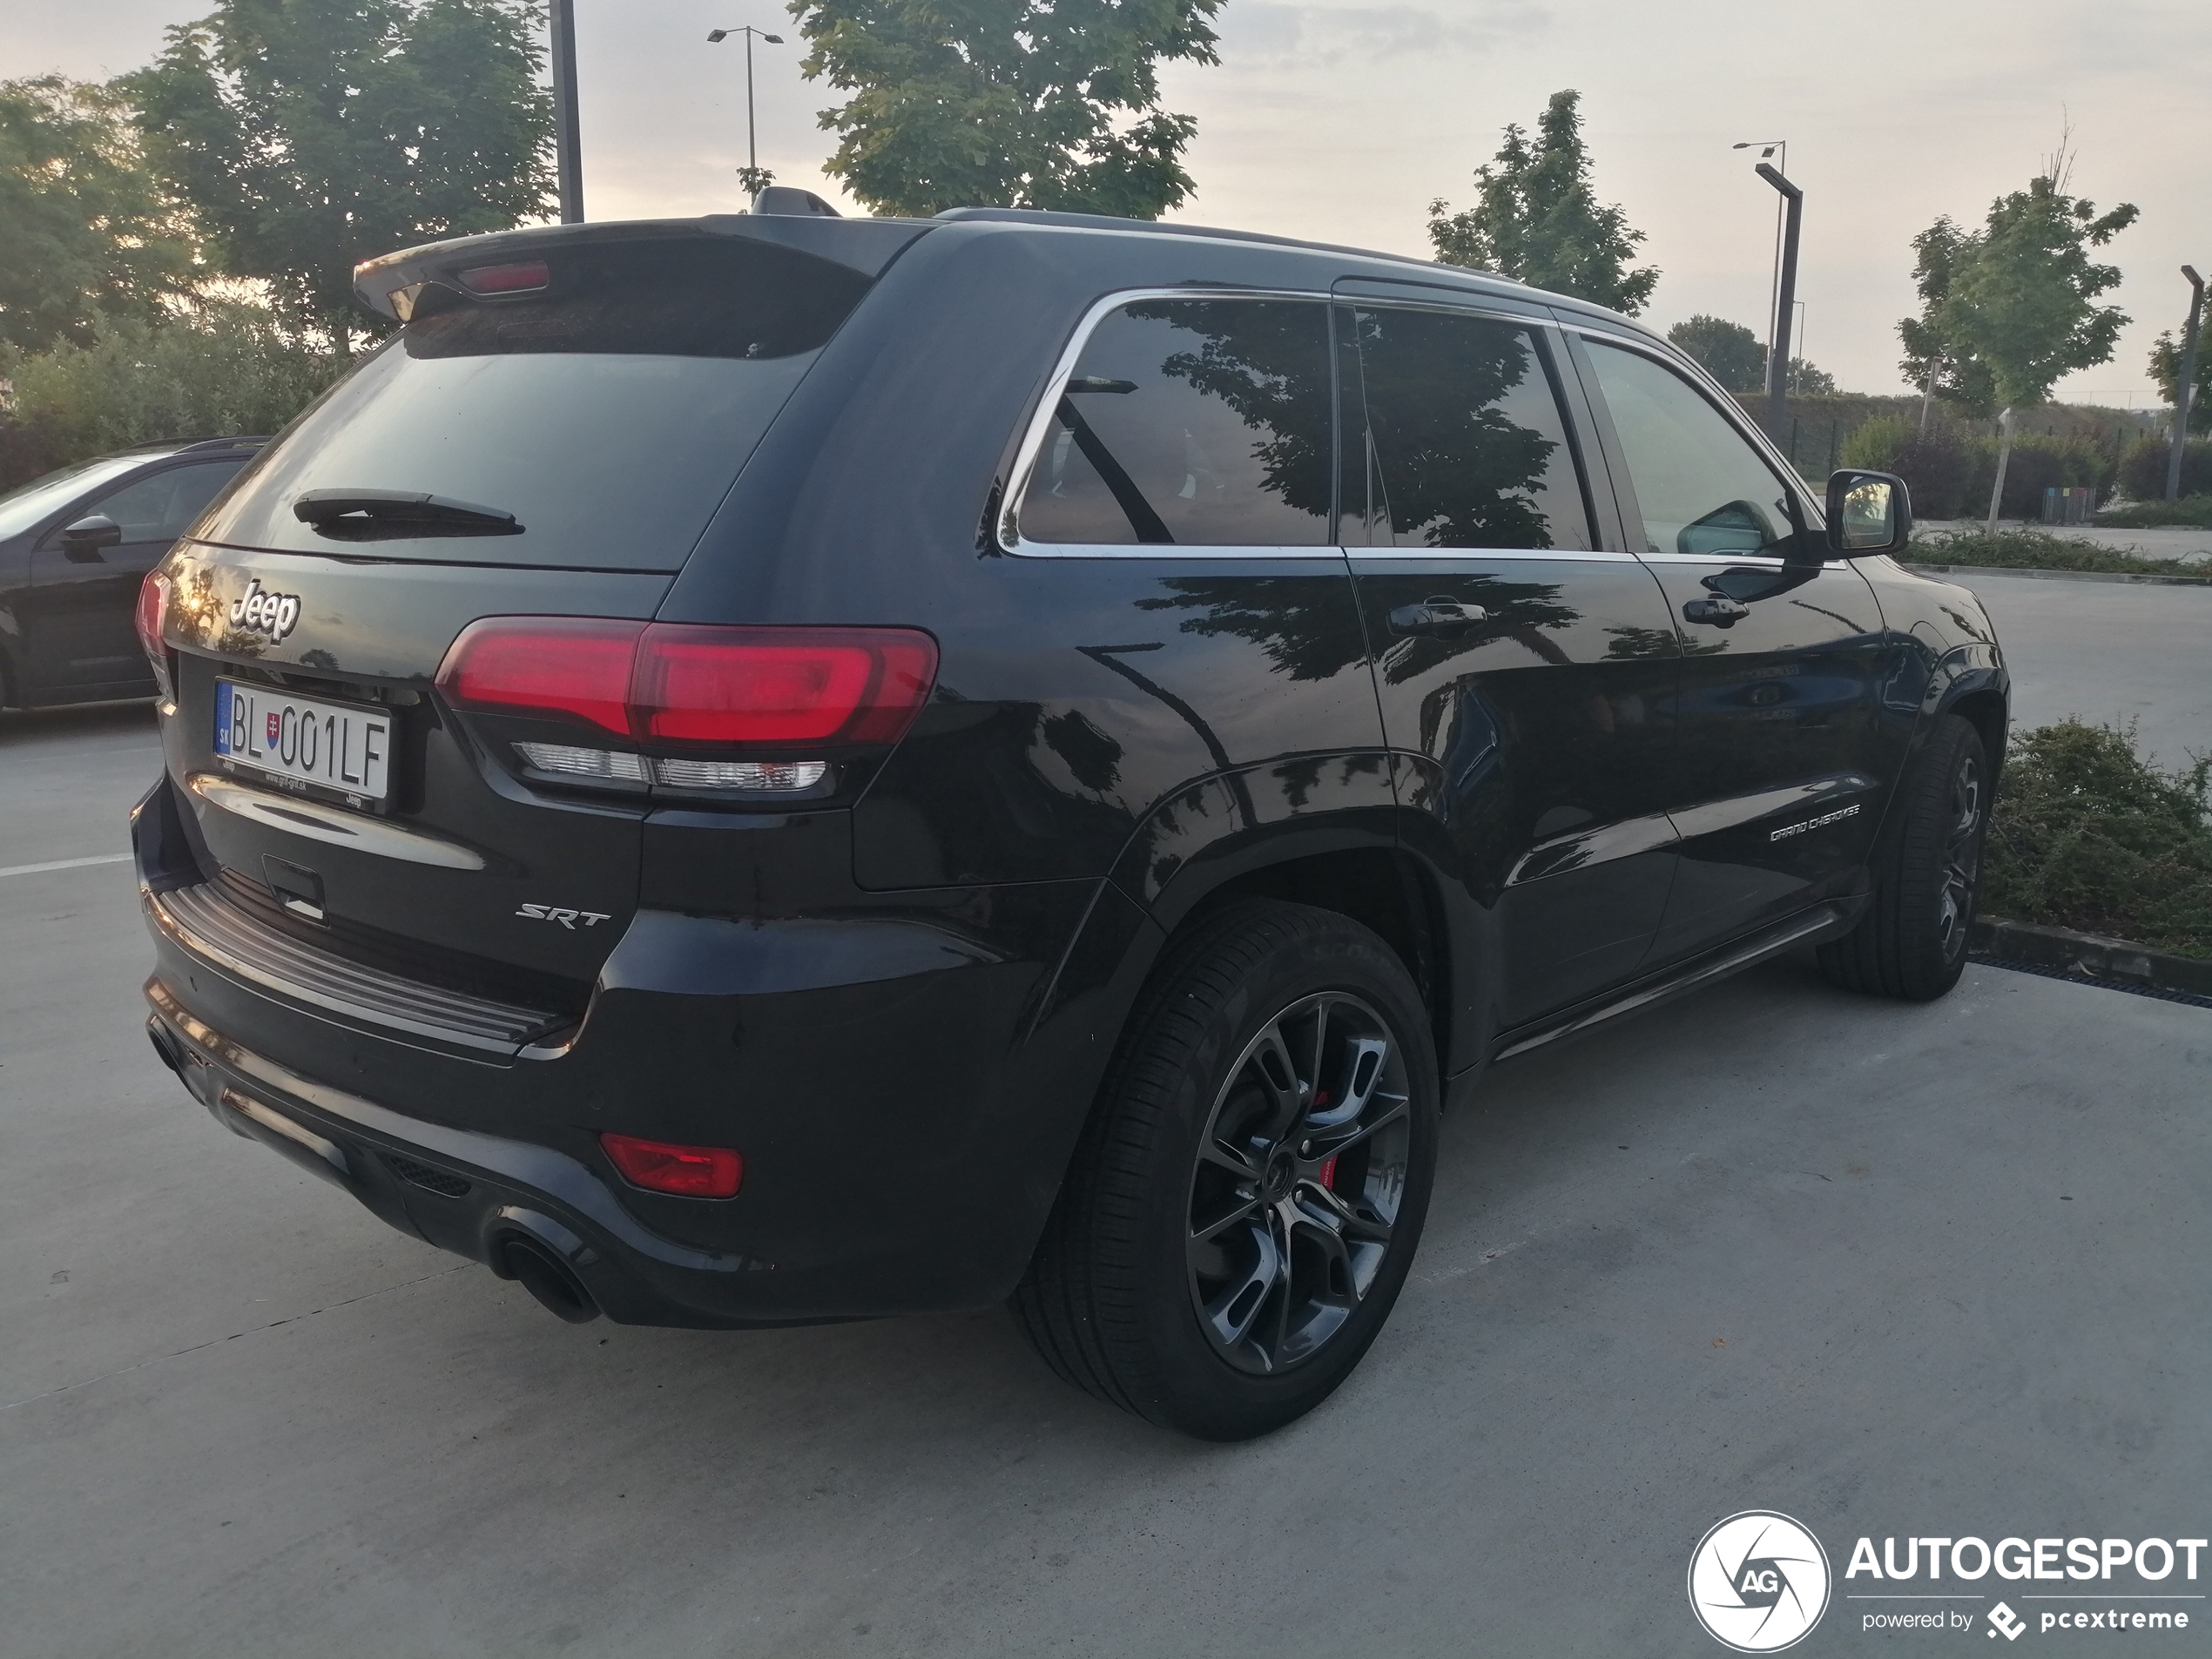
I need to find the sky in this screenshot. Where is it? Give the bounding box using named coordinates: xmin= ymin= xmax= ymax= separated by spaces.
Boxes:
xmin=7 ymin=0 xmax=2207 ymax=404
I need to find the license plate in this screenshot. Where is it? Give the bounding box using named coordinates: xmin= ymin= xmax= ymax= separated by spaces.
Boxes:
xmin=213 ymin=679 xmax=391 ymax=802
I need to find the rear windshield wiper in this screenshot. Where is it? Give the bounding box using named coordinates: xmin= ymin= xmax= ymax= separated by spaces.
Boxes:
xmin=293 ymin=489 xmax=524 ymax=540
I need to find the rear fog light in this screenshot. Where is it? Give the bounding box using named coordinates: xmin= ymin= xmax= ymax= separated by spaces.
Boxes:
xmin=599 ymin=1132 xmax=744 ymax=1198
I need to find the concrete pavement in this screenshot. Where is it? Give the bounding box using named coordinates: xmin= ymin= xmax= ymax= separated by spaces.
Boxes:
xmin=3 ymin=685 xmax=2207 ymax=1658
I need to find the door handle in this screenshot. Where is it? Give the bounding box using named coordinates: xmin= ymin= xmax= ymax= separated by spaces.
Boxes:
xmin=1682 ymin=595 xmax=1750 ymax=627
xmin=1388 ymin=599 xmax=1490 ymax=637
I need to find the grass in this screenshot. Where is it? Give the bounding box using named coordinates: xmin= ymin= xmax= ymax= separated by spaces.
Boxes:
xmin=1985 ymin=719 xmax=2212 ymax=960
xmin=1905 ymin=528 xmax=2203 ymax=577
xmin=2094 ymin=496 xmax=2212 ymax=529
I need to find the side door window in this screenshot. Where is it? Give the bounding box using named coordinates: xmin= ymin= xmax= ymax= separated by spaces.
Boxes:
xmin=1580 ymin=338 xmax=1891 ymax=957
xmin=1581 ymin=341 xmax=1802 ymax=557
xmin=1012 ymin=299 xmax=1333 ymax=548
xmin=29 ymin=460 xmax=243 ymax=688
xmin=1342 ymin=305 xmax=1686 ymax=1029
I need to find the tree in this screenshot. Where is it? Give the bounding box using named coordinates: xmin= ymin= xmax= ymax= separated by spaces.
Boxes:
xmin=1426 ymin=90 xmax=1657 ymax=315
xmin=787 ymin=0 xmax=1221 ymax=219
xmin=1786 ymin=358 xmax=1837 ymax=396
xmin=125 ymin=0 xmax=553 ymax=351
xmin=0 ymin=76 xmax=198 ymax=352
xmin=1898 ymin=153 xmax=2137 ymax=417
xmin=1668 ymin=315 xmax=1765 ymax=391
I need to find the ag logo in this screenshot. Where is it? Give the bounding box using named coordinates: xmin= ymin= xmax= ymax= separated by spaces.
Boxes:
xmin=1689 ymin=1510 xmax=1831 ymax=1652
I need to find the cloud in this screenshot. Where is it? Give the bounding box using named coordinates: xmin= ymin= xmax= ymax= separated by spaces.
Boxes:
xmin=1218 ymin=2 xmax=1552 ymax=68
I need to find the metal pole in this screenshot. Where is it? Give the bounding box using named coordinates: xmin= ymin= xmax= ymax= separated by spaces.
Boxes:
xmin=745 ymin=28 xmax=758 ymax=177
xmin=1986 ymin=408 xmax=2014 ymax=534
xmin=1756 ymin=162 xmax=1803 ymax=440
xmin=550 ymin=0 xmax=583 ymax=222
xmin=2167 ymin=266 xmax=2204 ymax=501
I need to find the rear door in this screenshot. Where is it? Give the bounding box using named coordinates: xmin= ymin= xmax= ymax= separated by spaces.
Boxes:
xmin=1338 ymin=295 xmax=1686 ymax=1028
xmin=28 ymin=458 xmax=242 ymax=694
xmin=1569 ymin=332 xmax=1891 ymax=962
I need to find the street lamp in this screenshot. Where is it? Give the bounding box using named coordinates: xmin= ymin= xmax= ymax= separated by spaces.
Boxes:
xmin=1732 ymin=139 xmax=1787 ymax=395
xmin=1735 ymin=141 xmax=1802 ymax=438
xmin=707 ymin=25 xmax=785 ymax=198
xmin=2168 ymin=265 xmax=2204 ymax=501
xmin=550 ymin=0 xmax=583 ymax=221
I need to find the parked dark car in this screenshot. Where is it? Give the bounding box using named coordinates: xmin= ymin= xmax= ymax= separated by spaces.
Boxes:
xmin=134 ymin=208 xmax=2006 ymax=1439
xmin=0 ymin=437 xmax=264 ymax=708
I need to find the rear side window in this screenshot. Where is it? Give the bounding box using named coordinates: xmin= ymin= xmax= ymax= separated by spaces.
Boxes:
xmin=1015 ymin=299 xmax=1332 ymax=547
xmin=1340 ymin=307 xmax=1591 ymax=551
xmin=196 ymin=239 xmax=872 ymax=570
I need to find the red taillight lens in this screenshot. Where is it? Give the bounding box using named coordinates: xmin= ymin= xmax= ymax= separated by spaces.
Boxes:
xmin=632 ymin=626 xmax=937 ymax=745
xmin=435 ymin=618 xmax=938 ymax=752
xmin=435 ymin=617 xmax=642 ymax=735
xmin=459 ymin=260 xmax=550 ymax=293
xmin=599 ymin=1132 xmax=743 ymax=1198
xmin=136 ymin=569 xmax=171 ymax=663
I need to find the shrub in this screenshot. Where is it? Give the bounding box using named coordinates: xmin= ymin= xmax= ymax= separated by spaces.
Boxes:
xmin=1842 ymin=417 xmax=1979 ymax=517
xmin=2115 ymin=436 xmax=2212 ymax=502
xmin=0 ymin=302 xmax=344 ymax=487
xmin=1983 ymin=719 xmax=2212 ymax=959
xmin=2096 ymin=496 xmax=2212 ymax=529
xmin=1907 ymin=529 xmax=2197 ymax=576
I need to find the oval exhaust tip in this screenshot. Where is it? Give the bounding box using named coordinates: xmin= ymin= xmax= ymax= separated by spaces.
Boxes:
xmin=499 ymin=1235 xmax=601 ymax=1324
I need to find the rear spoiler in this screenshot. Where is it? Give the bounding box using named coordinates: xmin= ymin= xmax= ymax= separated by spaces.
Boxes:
xmin=353 ymin=215 xmax=933 ymax=322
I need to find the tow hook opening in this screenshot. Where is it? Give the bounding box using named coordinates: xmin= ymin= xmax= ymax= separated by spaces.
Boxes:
xmin=497 ymin=1233 xmax=601 ymax=1324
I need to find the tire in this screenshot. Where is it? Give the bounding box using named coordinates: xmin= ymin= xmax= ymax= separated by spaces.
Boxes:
xmin=1013 ymin=899 xmax=1440 ymax=1440
xmin=1817 ymin=713 xmax=1991 ymax=1001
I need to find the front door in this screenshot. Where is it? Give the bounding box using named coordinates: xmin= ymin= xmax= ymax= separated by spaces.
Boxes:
xmin=1572 ymin=335 xmax=1891 ymax=963
xmin=1339 ymin=300 xmax=1685 ymax=1029
xmin=26 ymin=459 xmax=244 ymax=695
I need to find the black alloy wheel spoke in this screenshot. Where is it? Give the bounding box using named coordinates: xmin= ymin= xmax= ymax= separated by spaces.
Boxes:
xmin=1185 ymin=990 xmax=1414 ymax=1375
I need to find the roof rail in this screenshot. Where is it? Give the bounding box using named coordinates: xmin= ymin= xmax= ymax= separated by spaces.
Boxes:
xmin=929 ymin=206 xmax=1503 ymax=281
xmin=122 ymin=435 xmax=272 ymax=455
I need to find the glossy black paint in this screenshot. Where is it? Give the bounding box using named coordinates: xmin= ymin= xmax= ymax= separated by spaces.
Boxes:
xmin=138 ymin=210 xmax=2007 ymax=1329
xmin=0 ymin=439 xmax=260 ymax=707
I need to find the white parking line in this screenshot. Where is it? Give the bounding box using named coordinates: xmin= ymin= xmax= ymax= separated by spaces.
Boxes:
xmin=0 ymin=853 xmax=133 ymax=880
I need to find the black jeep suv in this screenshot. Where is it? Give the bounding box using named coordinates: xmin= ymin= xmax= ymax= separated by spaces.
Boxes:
xmin=136 ymin=207 xmax=2006 ymax=1439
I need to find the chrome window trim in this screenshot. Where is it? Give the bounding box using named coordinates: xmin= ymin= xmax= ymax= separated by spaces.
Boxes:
xmin=1341 ymin=545 xmax=1641 ymax=564
xmin=999 ymin=286 xmax=1338 ymax=559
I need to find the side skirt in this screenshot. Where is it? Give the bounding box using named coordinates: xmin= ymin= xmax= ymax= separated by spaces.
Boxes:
xmin=1485 ymin=896 xmax=1866 ymax=1065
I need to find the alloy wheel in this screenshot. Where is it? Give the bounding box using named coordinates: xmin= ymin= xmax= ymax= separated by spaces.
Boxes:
xmin=1936 ymin=752 xmax=1984 ymax=961
xmin=1185 ymin=991 xmax=1413 ymax=1375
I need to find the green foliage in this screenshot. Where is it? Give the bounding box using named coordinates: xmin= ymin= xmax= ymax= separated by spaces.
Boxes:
xmin=1785 ymin=357 xmax=1836 ymax=396
xmin=1905 ymin=528 xmax=2195 ymax=577
xmin=1668 ymin=314 xmax=1764 ymax=391
xmin=124 ymin=0 xmax=553 ymax=348
xmin=1427 ymin=90 xmax=1657 ymax=315
xmin=1984 ymin=719 xmax=2212 ymax=959
xmin=0 ymin=303 xmax=345 ymax=486
xmin=2147 ymin=329 xmax=2209 ymax=435
xmin=787 ymin=0 xmax=1220 ymax=219
xmin=2097 ymin=492 xmax=2212 ymax=528
xmin=1844 ymin=417 xmax=2115 ymax=519
xmin=1898 ymin=158 xmax=2137 ymax=416
xmin=0 ymin=75 xmax=198 ymax=352
xmin=2116 ymin=436 xmax=2212 ymax=502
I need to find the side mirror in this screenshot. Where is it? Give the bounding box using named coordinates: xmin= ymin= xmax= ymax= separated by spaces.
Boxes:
xmin=1824 ymin=470 xmax=1911 ymax=557
xmin=58 ymin=514 xmax=125 ymax=556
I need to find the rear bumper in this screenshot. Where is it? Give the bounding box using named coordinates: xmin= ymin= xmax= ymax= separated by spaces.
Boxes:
xmin=145 ymin=978 xmax=792 ymax=1327
xmin=134 ymin=774 xmax=1151 ymax=1327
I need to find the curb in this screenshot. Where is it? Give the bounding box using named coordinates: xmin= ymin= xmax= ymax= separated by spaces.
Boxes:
xmin=1970 ymin=917 xmax=2212 ymax=999
xmin=1902 ymin=561 xmax=2212 ymax=587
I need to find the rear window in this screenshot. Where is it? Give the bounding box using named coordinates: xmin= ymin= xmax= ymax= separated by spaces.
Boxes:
xmin=195 ymin=238 xmax=872 ymax=570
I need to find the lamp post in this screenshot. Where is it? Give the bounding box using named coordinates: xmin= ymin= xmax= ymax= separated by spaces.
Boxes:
xmin=707 ymin=25 xmax=784 ymax=198
xmin=1732 ymin=139 xmax=1787 ymax=394
xmin=2168 ymin=265 xmax=2204 ymax=502
xmin=1751 ymin=160 xmax=1804 ymax=440
xmin=550 ymin=0 xmax=583 ymax=221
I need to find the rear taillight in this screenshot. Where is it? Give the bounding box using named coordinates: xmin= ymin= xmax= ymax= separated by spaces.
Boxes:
xmin=599 ymin=1132 xmax=743 ymax=1198
xmin=434 ymin=618 xmax=938 ymax=793
xmin=137 ymin=570 xmax=174 ymax=700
